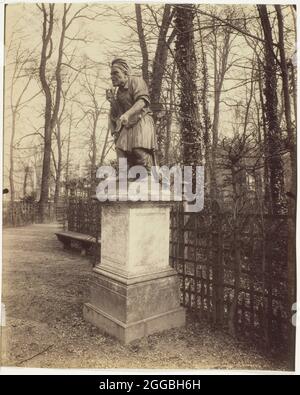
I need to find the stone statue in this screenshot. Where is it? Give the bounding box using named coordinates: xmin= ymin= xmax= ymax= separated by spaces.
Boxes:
xmin=106 ymin=58 xmax=157 ymax=178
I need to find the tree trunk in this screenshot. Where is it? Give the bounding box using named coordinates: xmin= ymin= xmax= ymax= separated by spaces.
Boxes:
xmin=175 ymin=4 xmax=201 ymax=172
xmin=39 ymin=4 xmax=67 ymax=220
xmin=164 ymin=64 xmax=176 ymax=164
xmin=257 ymin=60 xmax=271 ymax=207
xmin=135 ymin=4 xmax=175 ymax=164
xmin=150 ymin=5 xmax=175 ymax=122
xmin=197 ymin=14 xmax=212 ymax=193
xmin=9 ymin=111 xmax=16 ymax=202
xmin=135 ymin=4 xmax=149 ymax=85
xmin=275 ymin=4 xmax=296 ymax=369
xmin=210 ymin=23 xmax=231 ymax=201
xmin=100 ymin=119 xmax=112 ymax=166
xmin=65 ymin=107 xmax=73 ymax=186
xmin=258 ymin=5 xmax=286 ymax=215
xmin=290 ymin=63 xmax=297 ymax=127
xmin=23 ymin=166 xmax=30 ymax=197
xmin=38 ymin=4 xmax=55 ymax=220
xmin=90 ymin=113 xmax=99 ymax=184
xmin=54 ymin=122 xmax=62 ymax=204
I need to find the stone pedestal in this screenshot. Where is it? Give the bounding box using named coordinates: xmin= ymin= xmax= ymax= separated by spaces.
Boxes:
xmin=83 ymin=201 xmax=185 ymax=344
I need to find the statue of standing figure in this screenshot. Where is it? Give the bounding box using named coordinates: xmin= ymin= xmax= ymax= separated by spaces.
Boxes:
xmin=106 ymin=58 xmax=157 ymax=179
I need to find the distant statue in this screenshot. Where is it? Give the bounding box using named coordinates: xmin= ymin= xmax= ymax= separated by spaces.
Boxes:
xmin=106 ymin=58 xmax=157 ymax=178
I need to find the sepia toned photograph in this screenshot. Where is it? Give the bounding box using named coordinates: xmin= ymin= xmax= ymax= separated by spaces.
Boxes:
xmin=1 ymin=1 xmax=297 ymax=372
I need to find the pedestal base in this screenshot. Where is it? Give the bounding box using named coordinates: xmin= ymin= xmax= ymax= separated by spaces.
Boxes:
xmin=83 ymin=267 xmax=185 ymax=344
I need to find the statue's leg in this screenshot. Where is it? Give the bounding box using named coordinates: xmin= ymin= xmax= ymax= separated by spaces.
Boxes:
xmin=116 ymin=148 xmax=129 ymax=177
xmin=116 ymin=147 xmax=127 ymax=160
xmin=131 ymin=148 xmax=153 ymax=178
xmin=117 ymin=148 xmax=140 ymax=182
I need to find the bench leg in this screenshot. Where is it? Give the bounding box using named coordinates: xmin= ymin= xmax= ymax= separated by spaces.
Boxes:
xmin=63 ymin=239 xmax=71 ymax=250
xmin=81 ymin=242 xmax=93 ymax=256
xmin=81 ymin=246 xmax=87 ymax=256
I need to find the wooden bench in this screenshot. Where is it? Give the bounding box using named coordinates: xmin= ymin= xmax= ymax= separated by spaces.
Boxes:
xmin=55 ymin=230 xmax=100 ymax=256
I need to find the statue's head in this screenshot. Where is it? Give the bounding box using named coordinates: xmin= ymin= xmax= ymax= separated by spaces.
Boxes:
xmin=111 ymin=58 xmax=131 ymax=87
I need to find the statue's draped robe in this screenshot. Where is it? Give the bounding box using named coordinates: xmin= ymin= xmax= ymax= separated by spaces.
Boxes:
xmin=110 ymin=76 xmax=157 ymax=152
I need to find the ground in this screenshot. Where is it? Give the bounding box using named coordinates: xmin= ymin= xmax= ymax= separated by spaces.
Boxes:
xmin=1 ymin=224 xmax=289 ymax=371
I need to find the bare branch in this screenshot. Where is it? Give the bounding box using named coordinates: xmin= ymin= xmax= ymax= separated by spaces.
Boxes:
xmin=194 ymin=6 xmax=279 ymax=47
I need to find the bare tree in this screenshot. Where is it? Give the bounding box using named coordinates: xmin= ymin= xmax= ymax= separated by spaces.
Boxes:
xmin=52 ymin=66 xmax=82 ymax=203
xmin=38 ymin=4 xmax=98 ymax=218
xmin=38 ymin=3 xmax=60 ymax=218
xmin=208 ymin=11 xmax=235 ymax=200
xmin=7 ymin=38 xmax=40 ymax=202
xmin=275 ymin=5 xmax=296 ymax=191
xmin=76 ymin=68 xmax=106 ymax=185
xmin=147 ymin=4 xmax=176 ymax=122
xmin=103 ymin=4 xmax=177 ymax=163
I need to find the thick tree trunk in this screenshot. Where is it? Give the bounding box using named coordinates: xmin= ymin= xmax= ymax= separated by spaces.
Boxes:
xmin=258 ymin=5 xmax=286 ymax=215
xmin=175 ymin=4 xmax=201 ymax=172
xmin=197 ymin=14 xmax=212 ymax=195
xmin=39 ymin=4 xmax=55 ymax=220
xmin=275 ymin=4 xmax=296 ymax=369
xmin=275 ymin=5 xmax=296 ymax=188
xmin=135 ymin=4 xmax=175 ymax=164
xmin=39 ymin=4 xmax=67 ymax=220
xmin=39 ymin=120 xmax=52 ymax=216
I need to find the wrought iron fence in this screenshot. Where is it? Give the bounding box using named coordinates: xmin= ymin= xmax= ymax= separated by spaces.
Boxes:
xmin=67 ymin=196 xmax=101 ymax=238
xmin=170 ymin=203 xmax=291 ymax=356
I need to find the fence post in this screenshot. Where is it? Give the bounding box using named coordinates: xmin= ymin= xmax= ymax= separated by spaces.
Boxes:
xmin=211 ymin=201 xmax=224 ymax=327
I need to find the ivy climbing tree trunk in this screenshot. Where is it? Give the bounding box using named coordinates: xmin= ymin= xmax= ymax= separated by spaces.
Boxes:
xmin=257 ymin=5 xmax=286 ymax=215
xmin=275 ymin=4 xmax=296 ymax=370
xmin=197 ymin=13 xmax=212 ymax=195
xmin=175 ymin=4 xmax=201 ymax=174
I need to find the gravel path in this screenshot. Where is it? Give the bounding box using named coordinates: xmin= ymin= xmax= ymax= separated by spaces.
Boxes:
xmin=1 ymin=224 xmax=289 ymax=371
